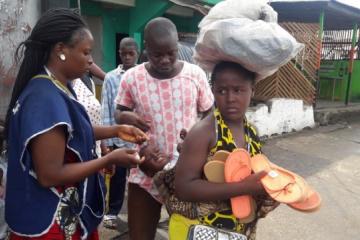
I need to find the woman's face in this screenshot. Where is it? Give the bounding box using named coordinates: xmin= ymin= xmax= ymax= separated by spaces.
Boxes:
xmin=212 ymin=68 xmax=253 ymax=122
xmin=63 ymin=28 xmax=94 ymax=80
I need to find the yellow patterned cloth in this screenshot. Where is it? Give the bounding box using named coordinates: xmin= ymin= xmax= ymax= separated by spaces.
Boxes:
xmin=169 ymin=109 xmax=279 ymax=240
xmin=198 ymin=108 xmax=263 ymax=238
xmin=209 ymin=108 xmax=261 ymax=157
xmin=169 ymin=214 xmax=200 ymax=240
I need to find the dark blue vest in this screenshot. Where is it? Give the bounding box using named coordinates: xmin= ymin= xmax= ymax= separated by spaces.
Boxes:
xmin=5 ymin=74 xmax=105 ymax=237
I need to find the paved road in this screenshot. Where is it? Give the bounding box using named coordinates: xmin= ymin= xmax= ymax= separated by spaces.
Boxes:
xmin=257 ymin=122 xmax=360 ymax=240
xmin=100 ymin=121 xmax=360 ymax=240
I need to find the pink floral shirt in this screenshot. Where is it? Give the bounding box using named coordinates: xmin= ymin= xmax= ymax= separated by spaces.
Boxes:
xmin=115 ymin=61 xmax=214 ymax=201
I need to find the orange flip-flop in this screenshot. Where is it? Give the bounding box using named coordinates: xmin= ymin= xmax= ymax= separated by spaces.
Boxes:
xmin=250 ymin=154 xmax=305 ymax=204
xmin=268 ymin=162 xmax=310 ymax=203
xmin=238 ymin=197 xmax=257 ymax=224
xmin=212 ymin=150 xmax=230 ymax=162
xmin=269 ymin=163 xmax=321 ymax=212
xmin=224 ymin=148 xmax=253 ymax=219
xmin=204 ymin=160 xmax=225 ymax=183
xmin=250 ymin=153 xmax=271 ymax=173
xmin=287 ymin=180 xmax=322 ymax=213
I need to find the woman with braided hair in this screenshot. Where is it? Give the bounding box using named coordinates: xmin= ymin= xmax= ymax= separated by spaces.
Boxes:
xmin=3 ymin=8 xmax=146 ymax=239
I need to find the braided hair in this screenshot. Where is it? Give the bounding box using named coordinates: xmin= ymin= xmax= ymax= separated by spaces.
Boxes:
xmin=3 ymin=8 xmax=88 ymax=145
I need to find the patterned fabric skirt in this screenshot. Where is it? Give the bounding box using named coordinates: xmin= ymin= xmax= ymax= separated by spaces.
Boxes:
xmin=9 ymin=223 xmax=99 ymax=240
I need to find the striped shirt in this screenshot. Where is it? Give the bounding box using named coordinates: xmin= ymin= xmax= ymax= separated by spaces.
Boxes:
xmin=101 ymin=65 xmax=133 ymax=148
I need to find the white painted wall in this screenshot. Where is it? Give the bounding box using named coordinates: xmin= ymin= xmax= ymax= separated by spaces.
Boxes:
xmin=246 ymin=98 xmax=315 ymax=137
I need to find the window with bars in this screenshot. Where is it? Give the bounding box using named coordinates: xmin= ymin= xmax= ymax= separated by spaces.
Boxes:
xmin=321 ymin=29 xmax=359 ymax=60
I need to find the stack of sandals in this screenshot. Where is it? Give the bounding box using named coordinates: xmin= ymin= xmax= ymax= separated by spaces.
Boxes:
xmin=204 ymin=148 xmax=321 ymax=223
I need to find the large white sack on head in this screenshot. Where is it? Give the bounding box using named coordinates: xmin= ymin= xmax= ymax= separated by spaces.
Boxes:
xmin=199 ymin=0 xmax=277 ymax=28
xmin=194 ymin=18 xmax=304 ymax=81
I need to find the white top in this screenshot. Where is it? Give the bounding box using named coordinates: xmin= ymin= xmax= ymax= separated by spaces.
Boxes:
xmin=72 ymin=78 xmax=102 ymax=157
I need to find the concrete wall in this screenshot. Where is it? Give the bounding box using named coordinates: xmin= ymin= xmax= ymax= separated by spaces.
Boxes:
xmin=0 ymin=0 xmax=41 ymax=120
xmin=246 ymin=98 xmax=315 ymax=138
xmin=73 ymin=0 xmax=130 ymax=71
xmin=82 ymin=15 xmax=103 ymax=69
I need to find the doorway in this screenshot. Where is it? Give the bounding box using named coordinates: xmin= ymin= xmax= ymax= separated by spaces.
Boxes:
xmin=115 ymin=33 xmax=130 ymax=67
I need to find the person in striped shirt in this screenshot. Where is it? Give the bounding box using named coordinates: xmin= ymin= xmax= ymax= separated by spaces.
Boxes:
xmin=100 ymin=38 xmax=139 ymax=229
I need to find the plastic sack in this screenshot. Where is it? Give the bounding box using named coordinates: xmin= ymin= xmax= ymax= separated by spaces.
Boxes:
xmin=199 ymin=0 xmax=277 ymax=28
xmin=194 ymin=18 xmax=304 ymax=81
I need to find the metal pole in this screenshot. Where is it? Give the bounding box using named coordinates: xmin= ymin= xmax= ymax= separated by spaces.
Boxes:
xmin=77 ymin=0 xmax=81 ymax=15
xmin=345 ymin=23 xmax=358 ymax=105
xmin=314 ymin=10 xmax=325 ymax=108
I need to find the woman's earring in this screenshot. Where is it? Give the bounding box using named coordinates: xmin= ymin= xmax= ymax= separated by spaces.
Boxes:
xmin=59 ymin=54 xmax=66 ymax=61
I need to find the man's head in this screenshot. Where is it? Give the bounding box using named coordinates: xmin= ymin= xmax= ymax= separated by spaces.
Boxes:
xmin=144 ymin=17 xmax=179 ymax=77
xmin=119 ymin=37 xmax=139 ymax=70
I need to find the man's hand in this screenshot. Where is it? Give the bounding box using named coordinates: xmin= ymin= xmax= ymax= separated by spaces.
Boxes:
xmin=139 ymin=144 xmax=170 ymax=177
xmin=116 ymin=111 xmax=150 ymax=132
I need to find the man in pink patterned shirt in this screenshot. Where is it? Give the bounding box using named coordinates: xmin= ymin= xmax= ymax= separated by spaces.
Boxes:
xmin=115 ymin=17 xmax=214 ymax=240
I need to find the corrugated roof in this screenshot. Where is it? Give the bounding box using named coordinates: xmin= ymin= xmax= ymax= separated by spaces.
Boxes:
xmin=168 ymin=0 xmax=212 ymax=14
xmin=170 ymin=0 xmax=360 ymax=29
xmin=269 ymin=0 xmax=360 ymax=29
xmin=270 ymin=0 xmax=359 ymax=9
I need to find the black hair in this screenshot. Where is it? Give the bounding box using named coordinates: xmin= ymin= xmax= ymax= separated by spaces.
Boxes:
xmin=210 ymin=61 xmax=256 ymax=86
xmin=3 ymin=8 xmax=88 ymax=144
xmin=119 ymin=37 xmax=139 ymax=52
xmin=144 ymin=17 xmax=178 ymax=42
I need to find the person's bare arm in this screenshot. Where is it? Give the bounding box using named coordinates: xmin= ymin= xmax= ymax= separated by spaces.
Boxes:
xmin=30 ymin=126 xmax=142 ymax=188
xmin=89 ymin=63 xmax=106 ymax=81
xmin=200 ymin=107 xmax=213 ymax=119
xmin=175 ymin=115 xmax=266 ymax=202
